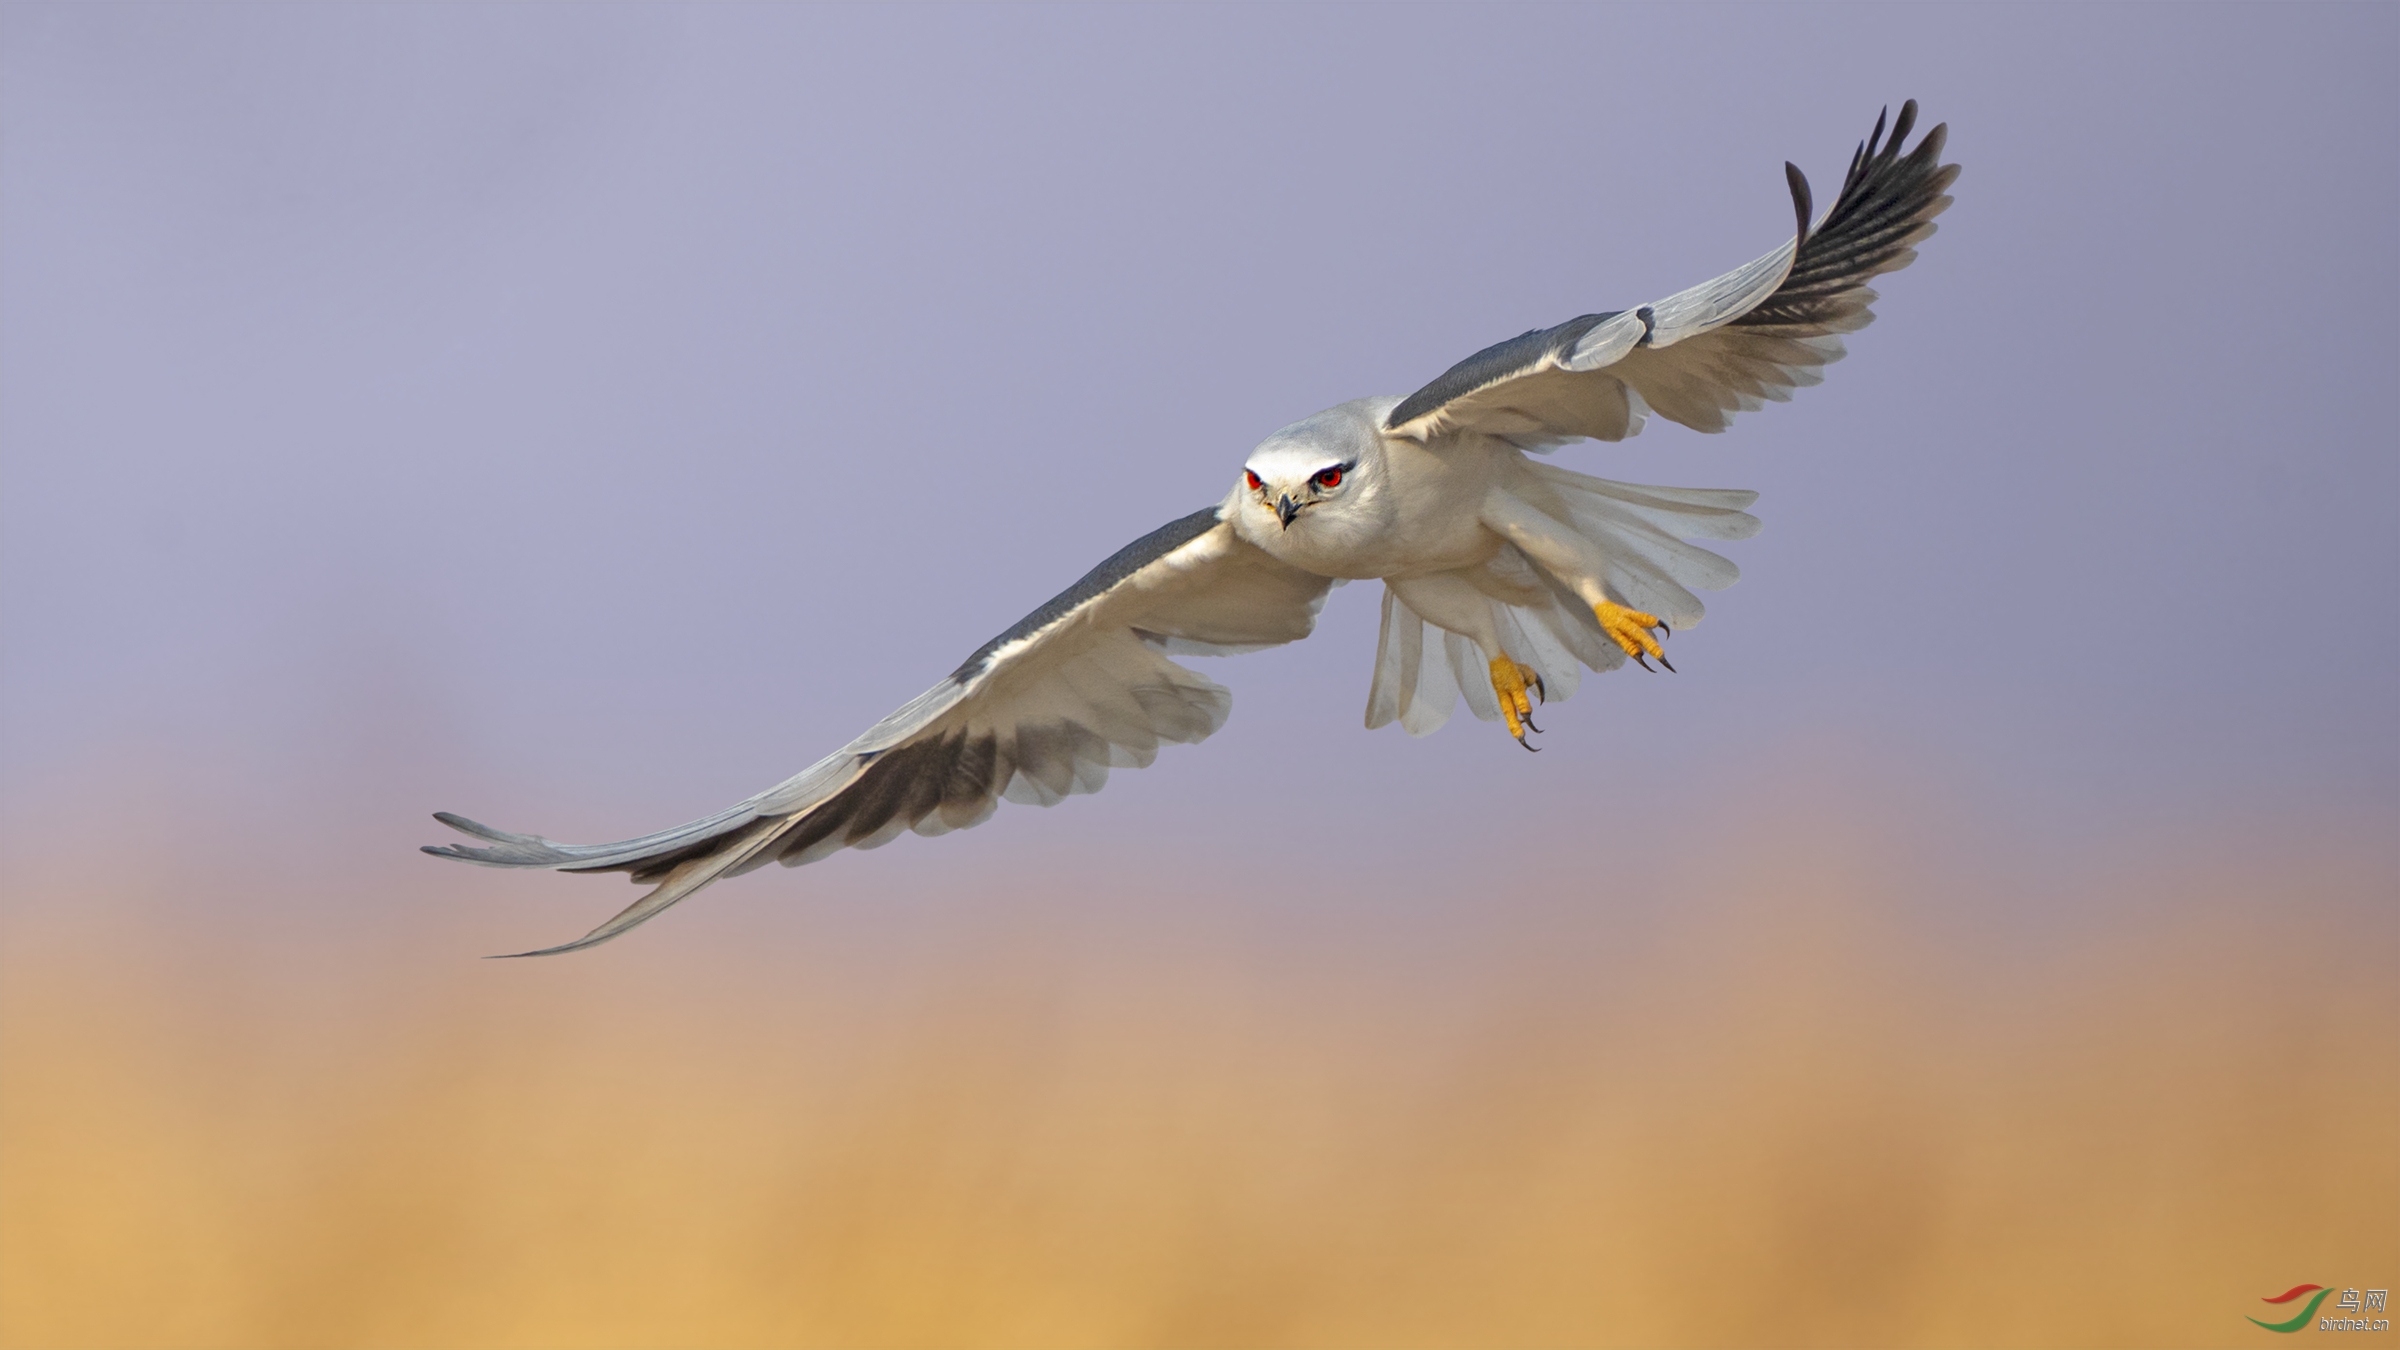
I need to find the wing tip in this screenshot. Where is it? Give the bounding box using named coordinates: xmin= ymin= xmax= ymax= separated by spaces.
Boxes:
xmin=422 ymin=812 xmax=581 ymax=867
xmin=1784 ymin=161 xmax=1813 ymax=246
xmin=482 ymin=890 xmax=677 ymax=958
xmin=483 ymin=936 xmax=611 ymax=960
xmin=431 ymin=810 xmax=506 ymax=840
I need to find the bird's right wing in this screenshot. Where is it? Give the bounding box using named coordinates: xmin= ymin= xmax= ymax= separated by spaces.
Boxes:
xmin=1383 ymin=101 xmax=1958 ymax=447
xmin=426 ymin=507 xmax=1332 ymax=956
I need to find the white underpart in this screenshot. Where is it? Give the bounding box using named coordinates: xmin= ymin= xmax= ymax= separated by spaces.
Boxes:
xmin=1362 ymin=458 xmax=1760 ymax=737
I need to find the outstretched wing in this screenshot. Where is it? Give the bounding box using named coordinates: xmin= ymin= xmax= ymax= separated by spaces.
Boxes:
xmin=426 ymin=506 xmax=1332 ymax=956
xmin=1384 ymin=101 xmax=1958 ymax=446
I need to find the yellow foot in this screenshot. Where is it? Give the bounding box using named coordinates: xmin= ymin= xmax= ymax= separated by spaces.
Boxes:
xmin=1488 ymin=657 xmax=1546 ymax=751
xmin=1596 ymin=601 xmax=1674 ymax=672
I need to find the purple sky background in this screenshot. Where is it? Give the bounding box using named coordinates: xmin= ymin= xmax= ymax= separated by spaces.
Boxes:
xmin=2 ymin=4 xmax=2394 ymax=953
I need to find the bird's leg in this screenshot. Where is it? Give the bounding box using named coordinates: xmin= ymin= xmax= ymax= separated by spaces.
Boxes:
xmin=1488 ymin=657 xmax=1546 ymax=750
xmin=1595 ymin=602 xmax=1674 ymax=672
xmin=1481 ymin=493 xmax=1678 ymax=674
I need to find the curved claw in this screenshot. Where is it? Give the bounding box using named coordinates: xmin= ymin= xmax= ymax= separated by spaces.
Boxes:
xmin=1515 ymin=730 xmax=1540 ymax=752
xmin=1634 ymin=653 xmax=1654 ymax=672
xmin=1596 ymin=601 xmax=1669 ymax=668
xmin=1658 ymin=621 xmax=1671 ymax=639
xmin=1489 ymin=656 xmax=1547 ymax=748
xmin=1657 ymin=654 xmax=1676 ymax=673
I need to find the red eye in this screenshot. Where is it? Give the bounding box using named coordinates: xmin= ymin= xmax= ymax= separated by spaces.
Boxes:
xmin=1314 ymin=467 xmax=1344 ymax=489
xmin=1244 ymin=470 xmax=1263 ymax=491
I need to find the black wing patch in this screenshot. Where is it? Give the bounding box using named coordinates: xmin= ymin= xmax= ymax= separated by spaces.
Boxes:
xmin=1383 ymin=311 xmax=1631 ymax=434
xmin=951 ymin=506 xmax=1223 ymax=678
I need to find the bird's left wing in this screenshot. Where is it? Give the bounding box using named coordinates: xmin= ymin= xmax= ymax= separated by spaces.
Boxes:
xmin=426 ymin=507 xmax=1331 ymax=956
xmin=1383 ymin=101 xmax=1958 ymax=447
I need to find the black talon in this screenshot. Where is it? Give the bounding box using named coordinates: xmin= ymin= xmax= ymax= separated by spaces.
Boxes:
xmin=1658 ymin=622 xmax=1671 ymax=639
xmin=1522 ymin=712 xmax=1541 ymax=734
xmin=1658 ymin=655 xmax=1676 ymax=673
xmin=1634 ymin=653 xmax=1654 ymax=672
xmin=1515 ymin=732 xmax=1540 ymax=753
xmin=1531 ymin=675 xmax=1547 ymax=704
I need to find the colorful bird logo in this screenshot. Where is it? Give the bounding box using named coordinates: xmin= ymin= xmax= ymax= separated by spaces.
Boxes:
xmin=2251 ymin=1285 xmax=2332 ymax=1333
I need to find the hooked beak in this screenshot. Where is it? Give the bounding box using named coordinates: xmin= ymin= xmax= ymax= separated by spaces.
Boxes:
xmin=1276 ymin=494 xmax=1299 ymax=529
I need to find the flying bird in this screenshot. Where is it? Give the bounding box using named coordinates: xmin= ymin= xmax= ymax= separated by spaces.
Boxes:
xmin=428 ymin=103 xmax=1958 ymax=956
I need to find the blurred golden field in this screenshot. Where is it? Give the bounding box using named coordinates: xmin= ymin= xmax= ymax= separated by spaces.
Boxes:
xmin=2 ymin=774 xmax=2392 ymax=1349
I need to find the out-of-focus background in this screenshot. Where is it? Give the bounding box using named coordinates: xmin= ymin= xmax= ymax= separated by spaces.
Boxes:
xmin=2 ymin=6 xmax=2392 ymax=1348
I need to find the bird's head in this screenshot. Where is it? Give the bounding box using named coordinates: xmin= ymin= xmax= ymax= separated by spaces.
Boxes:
xmin=1233 ymin=400 xmax=1388 ymax=539
xmin=1241 ymin=446 xmax=1355 ymax=531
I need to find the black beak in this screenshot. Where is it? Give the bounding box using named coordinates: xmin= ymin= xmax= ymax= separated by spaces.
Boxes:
xmin=1276 ymin=494 xmax=1299 ymax=529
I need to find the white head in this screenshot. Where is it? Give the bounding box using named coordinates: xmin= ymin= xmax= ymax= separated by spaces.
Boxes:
xmin=1230 ymin=399 xmax=1391 ymax=544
